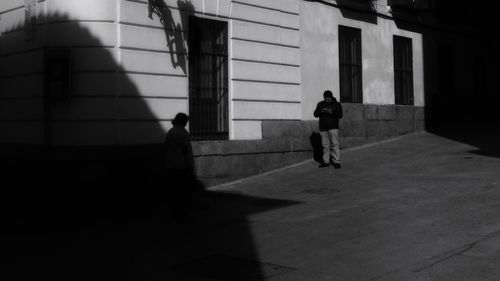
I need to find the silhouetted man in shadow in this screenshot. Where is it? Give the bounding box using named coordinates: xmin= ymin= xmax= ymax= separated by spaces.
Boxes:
xmin=164 ymin=112 xmax=200 ymax=219
xmin=314 ymin=90 xmax=343 ymax=168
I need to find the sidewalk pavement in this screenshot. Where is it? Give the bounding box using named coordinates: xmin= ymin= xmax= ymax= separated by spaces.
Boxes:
xmin=4 ymin=131 xmax=500 ymax=281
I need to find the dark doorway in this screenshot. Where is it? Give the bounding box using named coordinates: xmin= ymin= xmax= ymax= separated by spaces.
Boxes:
xmin=188 ymin=16 xmax=229 ymax=141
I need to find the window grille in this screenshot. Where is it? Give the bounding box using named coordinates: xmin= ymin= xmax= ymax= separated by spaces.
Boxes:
xmin=393 ymin=35 xmax=414 ymax=105
xmin=339 ymin=25 xmax=363 ymax=103
xmin=188 ymin=17 xmax=229 ymax=141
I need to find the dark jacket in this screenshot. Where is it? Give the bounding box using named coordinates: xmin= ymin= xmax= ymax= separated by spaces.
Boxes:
xmin=164 ymin=126 xmax=195 ymax=174
xmin=313 ymin=98 xmax=343 ymax=131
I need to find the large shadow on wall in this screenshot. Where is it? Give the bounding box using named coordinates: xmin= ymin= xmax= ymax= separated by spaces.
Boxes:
xmin=392 ymin=5 xmax=500 ymax=159
xmin=0 ymin=11 xmax=300 ymax=281
xmin=304 ymin=0 xmax=377 ymax=24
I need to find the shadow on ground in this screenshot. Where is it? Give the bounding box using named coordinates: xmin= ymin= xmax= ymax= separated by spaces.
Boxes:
xmin=1 ymin=190 xmax=300 ymax=281
xmin=425 ymin=96 xmax=500 ymax=159
xmin=0 ymin=9 xmax=301 ymax=281
xmin=309 ymin=132 xmax=323 ymax=164
xmin=427 ymin=122 xmax=500 ymax=158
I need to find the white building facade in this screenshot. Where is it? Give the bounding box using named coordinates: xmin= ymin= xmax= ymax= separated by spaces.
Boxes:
xmin=0 ymin=0 xmax=425 ymax=185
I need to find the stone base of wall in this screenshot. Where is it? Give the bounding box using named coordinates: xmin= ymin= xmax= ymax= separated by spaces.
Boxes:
xmin=1 ymin=104 xmax=424 ymax=201
xmin=192 ymin=121 xmax=317 ymax=186
xmin=341 ymin=104 xmax=425 ymax=146
xmin=194 ymin=104 xmax=424 ymax=186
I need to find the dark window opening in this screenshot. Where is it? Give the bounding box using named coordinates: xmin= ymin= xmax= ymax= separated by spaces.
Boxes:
xmin=44 ymin=47 xmax=72 ymax=102
xmin=437 ymin=44 xmax=454 ymax=99
xmin=339 ymin=25 xmax=363 ymax=103
xmin=393 ymin=35 xmax=414 ymax=105
xmin=188 ymin=17 xmax=229 ymax=141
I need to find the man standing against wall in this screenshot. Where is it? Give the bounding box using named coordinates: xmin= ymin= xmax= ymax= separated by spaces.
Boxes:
xmin=164 ymin=112 xmax=196 ymax=218
xmin=314 ymin=90 xmax=343 ymax=168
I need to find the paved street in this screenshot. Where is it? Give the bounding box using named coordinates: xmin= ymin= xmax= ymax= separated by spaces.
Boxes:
xmin=4 ymin=130 xmax=500 ymax=280
xmin=210 ymin=131 xmax=500 ymax=281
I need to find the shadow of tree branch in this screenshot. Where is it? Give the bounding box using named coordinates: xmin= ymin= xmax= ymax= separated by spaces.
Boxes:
xmin=148 ymin=0 xmax=195 ymax=74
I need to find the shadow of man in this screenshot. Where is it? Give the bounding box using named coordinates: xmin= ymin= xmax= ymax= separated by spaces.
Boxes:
xmin=310 ymin=132 xmax=324 ymax=164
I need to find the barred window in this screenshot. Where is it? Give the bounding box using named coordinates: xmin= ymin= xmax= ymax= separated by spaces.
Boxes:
xmin=188 ymin=17 xmax=229 ymax=141
xmin=339 ymin=25 xmax=363 ymax=103
xmin=393 ymin=35 xmax=414 ymax=105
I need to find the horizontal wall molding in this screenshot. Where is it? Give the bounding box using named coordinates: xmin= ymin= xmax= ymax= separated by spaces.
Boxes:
xmin=122 ymin=0 xmax=298 ymax=31
xmin=119 ymin=95 xmax=187 ymax=100
xmin=74 ymin=70 xmax=117 ymax=74
xmin=120 ymin=70 xmax=187 ymax=77
xmin=0 ymin=47 xmax=44 ymax=57
xmin=0 ymin=72 xmax=44 ymax=79
xmin=232 ymin=58 xmax=299 ymax=68
xmin=0 ymin=5 xmax=24 ymax=15
xmin=49 ymin=119 xmax=117 ymax=123
xmin=0 ymin=27 xmax=24 ymax=35
xmin=231 ymin=17 xmax=299 ymax=32
xmin=232 ymin=0 xmax=300 ymax=16
xmin=118 ymin=119 xmax=173 ymax=122
xmin=1 ymin=46 xmax=115 ymax=57
xmin=67 ymin=95 xmax=117 ymax=99
xmin=0 ymin=96 xmax=43 ymax=101
xmin=232 ymin=78 xmax=300 ymax=86
xmin=121 ymin=1 xmax=232 ymax=25
xmin=232 ymin=98 xmax=300 ymax=104
xmin=125 ymin=0 xmax=148 ymax=4
xmin=0 ymin=95 xmax=186 ymax=101
xmin=231 ymin=37 xmax=299 ymax=49
xmin=46 ymin=119 xmax=173 ymax=123
xmin=120 ymin=46 xmax=187 ymax=56
xmin=70 ymin=45 xmax=116 ymax=49
xmin=47 ymin=20 xmax=116 ymax=24
xmin=233 ymin=118 xmax=301 ymax=121
xmin=119 ymin=21 xmax=171 ymax=31
xmin=2 ymin=20 xmax=114 ymax=35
